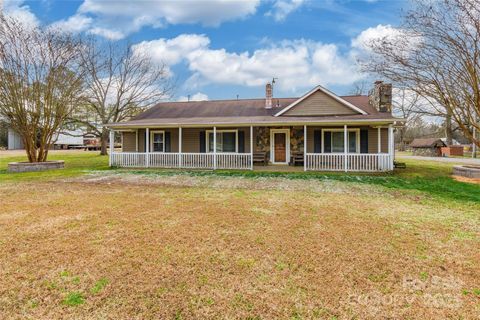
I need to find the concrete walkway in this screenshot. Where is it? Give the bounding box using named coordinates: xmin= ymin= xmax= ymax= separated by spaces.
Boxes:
xmin=397 ymin=155 xmax=480 ymax=165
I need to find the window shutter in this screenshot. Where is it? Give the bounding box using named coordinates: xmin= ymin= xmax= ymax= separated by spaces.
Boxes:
xmin=313 ymin=130 xmax=321 ymax=153
xmin=360 ymin=128 xmax=368 ymax=153
xmin=165 ymin=131 xmax=171 ymax=152
xmin=324 ymin=131 xmax=331 ymax=153
xmin=199 ymin=131 xmax=206 ymax=153
xmin=238 ymin=130 xmax=245 ymax=153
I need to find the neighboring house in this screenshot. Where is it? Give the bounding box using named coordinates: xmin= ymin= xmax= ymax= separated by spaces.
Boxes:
xmin=410 ymin=138 xmax=446 ymax=157
xmin=7 ymin=128 xmax=85 ymax=150
xmin=106 ymin=81 xmax=404 ymax=172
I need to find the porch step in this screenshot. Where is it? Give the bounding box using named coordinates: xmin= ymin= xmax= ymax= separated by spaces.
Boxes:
xmin=394 ymin=161 xmax=406 ymax=169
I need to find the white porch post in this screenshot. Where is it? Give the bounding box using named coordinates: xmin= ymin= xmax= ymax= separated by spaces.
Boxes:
xmin=377 ymin=127 xmax=381 ymax=153
xmin=145 ymin=128 xmax=150 ymax=168
xmin=109 ymin=129 xmax=114 ymax=167
xmin=304 ymin=125 xmax=307 ymax=171
xmin=135 ymin=129 xmax=138 ymax=152
xmin=213 ymin=126 xmax=217 ymax=170
xmin=344 ymin=124 xmax=348 ymax=172
xmin=388 ymin=124 xmax=394 ymax=170
xmin=250 ymin=126 xmax=253 ymax=170
xmin=179 ymin=127 xmax=182 ymax=168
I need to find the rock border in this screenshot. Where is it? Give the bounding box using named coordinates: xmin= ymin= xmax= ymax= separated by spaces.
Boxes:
xmin=8 ymin=160 xmax=65 ymax=173
xmin=452 ymin=165 xmax=480 ymax=179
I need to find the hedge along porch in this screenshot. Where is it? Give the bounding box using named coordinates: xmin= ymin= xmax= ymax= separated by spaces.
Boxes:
xmin=109 ymin=122 xmax=394 ymax=172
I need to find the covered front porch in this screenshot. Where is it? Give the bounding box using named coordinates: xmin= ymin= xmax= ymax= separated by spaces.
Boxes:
xmin=109 ymin=124 xmax=395 ymax=172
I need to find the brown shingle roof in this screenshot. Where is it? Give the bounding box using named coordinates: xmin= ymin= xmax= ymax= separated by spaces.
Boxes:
xmin=410 ymin=138 xmax=446 ymax=148
xmin=108 ymin=95 xmax=403 ymax=128
xmin=133 ymin=95 xmax=379 ymax=121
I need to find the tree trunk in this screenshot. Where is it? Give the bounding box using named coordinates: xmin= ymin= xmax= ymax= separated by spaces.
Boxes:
xmin=100 ymin=128 xmax=109 ymax=156
xmin=445 ymin=110 xmax=453 ymax=145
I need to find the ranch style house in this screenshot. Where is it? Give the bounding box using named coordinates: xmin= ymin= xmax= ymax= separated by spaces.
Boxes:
xmin=106 ymin=81 xmax=404 ymax=172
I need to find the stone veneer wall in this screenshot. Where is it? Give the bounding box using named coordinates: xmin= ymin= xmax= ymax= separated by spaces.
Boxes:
xmin=290 ymin=126 xmax=304 ymax=153
xmin=254 ymin=126 xmax=305 ymax=160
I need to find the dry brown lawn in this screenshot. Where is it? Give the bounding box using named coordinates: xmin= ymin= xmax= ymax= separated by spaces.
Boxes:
xmin=0 ymin=174 xmax=479 ymax=319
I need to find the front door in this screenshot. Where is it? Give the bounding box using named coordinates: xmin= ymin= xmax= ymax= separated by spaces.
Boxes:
xmin=271 ymin=129 xmax=290 ymax=164
xmin=274 ymin=133 xmax=286 ymax=162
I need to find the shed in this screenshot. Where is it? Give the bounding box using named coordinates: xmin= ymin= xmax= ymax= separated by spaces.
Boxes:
xmin=410 ymin=138 xmax=446 ymax=157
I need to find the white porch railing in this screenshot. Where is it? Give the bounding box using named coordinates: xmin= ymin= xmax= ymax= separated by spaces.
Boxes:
xmin=181 ymin=153 xmax=214 ymax=169
xmin=217 ymin=153 xmax=251 ymax=169
xmin=111 ymin=152 xmax=146 ymax=167
xmin=305 ymin=153 xmax=392 ymax=172
xmin=111 ymin=152 xmax=252 ymax=170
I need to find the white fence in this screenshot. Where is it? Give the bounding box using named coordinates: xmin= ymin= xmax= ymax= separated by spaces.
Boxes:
xmin=111 ymin=152 xmax=252 ymax=170
xmin=305 ymin=153 xmax=392 ymax=172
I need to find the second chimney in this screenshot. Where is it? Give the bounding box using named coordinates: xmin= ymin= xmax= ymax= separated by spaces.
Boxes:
xmin=369 ymin=81 xmax=392 ymax=113
xmin=265 ymin=82 xmax=272 ymax=109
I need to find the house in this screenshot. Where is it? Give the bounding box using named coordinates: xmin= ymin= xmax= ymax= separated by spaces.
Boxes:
xmin=410 ymin=138 xmax=446 ymax=157
xmin=106 ymin=81 xmax=404 ymax=172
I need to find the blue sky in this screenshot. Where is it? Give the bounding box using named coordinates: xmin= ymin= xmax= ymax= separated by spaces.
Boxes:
xmin=4 ymin=0 xmax=409 ymax=101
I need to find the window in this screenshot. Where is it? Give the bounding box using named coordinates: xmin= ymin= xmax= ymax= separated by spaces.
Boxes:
xmin=150 ymin=131 xmax=164 ymax=152
xmin=207 ymin=130 xmax=238 ymax=153
xmin=323 ymin=129 xmax=359 ymax=153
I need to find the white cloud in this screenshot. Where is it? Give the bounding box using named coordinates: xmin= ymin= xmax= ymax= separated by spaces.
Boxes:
xmin=266 ymin=0 xmax=305 ymax=21
xmin=351 ymin=24 xmax=402 ymax=51
xmin=52 ymin=0 xmax=260 ymax=40
xmin=3 ymin=0 xmax=40 ymax=28
xmin=49 ymin=14 xmax=93 ymax=33
xmin=178 ymin=92 xmax=209 ymax=102
xmin=133 ymin=34 xmax=363 ymax=93
xmin=88 ymin=27 xmax=125 ymax=41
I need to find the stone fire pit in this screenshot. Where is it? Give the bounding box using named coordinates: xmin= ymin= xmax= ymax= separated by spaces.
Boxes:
xmin=8 ymin=160 xmax=65 ymax=173
xmin=453 ymin=165 xmax=480 ymax=179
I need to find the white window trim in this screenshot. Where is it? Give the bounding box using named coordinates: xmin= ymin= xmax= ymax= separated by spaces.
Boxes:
xmin=150 ymin=130 xmax=165 ymax=153
xmin=321 ymin=128 xmax=360 ymax=153
xmin=206 ymin=129 xmax=239 ymax=153
xmin=270 ymin=128 xmax=291 ymax=164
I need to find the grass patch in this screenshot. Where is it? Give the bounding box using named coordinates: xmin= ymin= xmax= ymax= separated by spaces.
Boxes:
xmin=0 ymin=151 xmax=109 ymax=182
xmin=62 ymin=292 xmax=85 ymax=306
xmin=118 ymin=157 xmax=480 ymax=203
xmin=90 ymin=278 xmax=109 ymax=294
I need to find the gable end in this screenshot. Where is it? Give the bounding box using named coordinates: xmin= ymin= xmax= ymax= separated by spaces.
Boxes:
xmin=275 ymin=86 xmax=367 ymax=117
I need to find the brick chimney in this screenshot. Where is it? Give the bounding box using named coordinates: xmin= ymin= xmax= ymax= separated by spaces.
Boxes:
xmin=265 ymin=82 xmax=272 ymax=109
xmin=369 ymin=81 xmax=392 ymax=113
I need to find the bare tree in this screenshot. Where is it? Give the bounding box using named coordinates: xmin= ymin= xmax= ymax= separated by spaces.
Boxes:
xmin=349 ymin=80 xmax=369 ymax=95
xmin=361 ymin=0 xmax=480 ymax=147
xmin=73 ymin=40 xmax=173 ymax=155
xmin=0 ymin=16 xmax=83 ymax=162
xmin=393 ymin=88 xmax=422 ymax=150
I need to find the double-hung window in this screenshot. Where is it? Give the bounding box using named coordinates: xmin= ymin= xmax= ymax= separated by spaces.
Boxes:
xmin=150 ymin=131 xmax=165 ymax=152
xmin=323 ymin=129 xmax=359 ymax=153
xmin=207 ymin=130 xmax=237 ymax=153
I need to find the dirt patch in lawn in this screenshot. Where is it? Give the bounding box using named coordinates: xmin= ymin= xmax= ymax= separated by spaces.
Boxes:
xmin=0 ymin=179 xmax=479 ymax=319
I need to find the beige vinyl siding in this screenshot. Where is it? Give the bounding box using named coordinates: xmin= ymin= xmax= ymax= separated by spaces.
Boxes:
xmin=367 ymin=127 xmax=388 ymax=153
xmin=122 ymin=132 xmax=137 ymax=152
xmin=182 ymin=128 xmax=204 ymax=152
xmin=283 ymin=90 xmax=358 ymax=116
xmin=138 ymin=129 xmax=145 ymax=152
xmin=168 ymin=129 xmax=179 ymax=152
